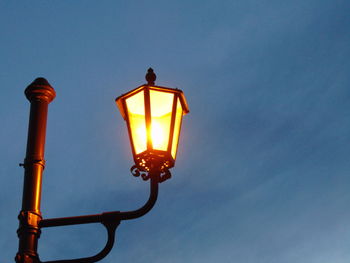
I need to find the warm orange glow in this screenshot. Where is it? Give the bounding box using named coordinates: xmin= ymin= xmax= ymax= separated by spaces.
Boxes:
xmin=150 ymin=116 xmax=170 ymax=150
xmin=116 ymin=83 xmax=189 ymax=169
xmin=150 ymin=90 xmax=173 ymax=151
xmin=125 ymin=91 xmax=147 ymax=154
xmin=171 ymin=99 xmax=183 ymax=158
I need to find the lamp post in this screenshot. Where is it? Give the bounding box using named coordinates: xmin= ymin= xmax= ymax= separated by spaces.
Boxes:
xmin=15 ymin=69 xmax=189 ymax=263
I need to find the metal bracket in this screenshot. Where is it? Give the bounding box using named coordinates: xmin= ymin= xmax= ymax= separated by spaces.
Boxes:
xmin=37 ymin=174 xmax=160 ymax=263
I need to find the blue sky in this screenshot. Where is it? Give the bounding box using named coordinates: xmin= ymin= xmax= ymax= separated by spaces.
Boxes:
xmin=1 ymin=0 xmax=350 ymax=262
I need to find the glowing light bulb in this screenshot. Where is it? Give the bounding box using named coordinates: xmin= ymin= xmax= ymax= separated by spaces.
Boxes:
xmin=151 ymin=121 xmax=165 ymax=149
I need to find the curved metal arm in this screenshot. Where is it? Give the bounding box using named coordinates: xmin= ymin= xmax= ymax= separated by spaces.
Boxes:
xmin=40 ymin=176 xmax=159 ymax=228
xmin=119 ymin=175 xmax=158 ymax=220
xmin=41 ymin=221 xmax=119 ymax=263
xmin=38 ymin=175 xmax=159 ymax=263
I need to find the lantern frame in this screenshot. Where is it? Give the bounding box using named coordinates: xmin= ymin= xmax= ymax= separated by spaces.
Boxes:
xmin=116 ymin=82 xmax=189 ymax=173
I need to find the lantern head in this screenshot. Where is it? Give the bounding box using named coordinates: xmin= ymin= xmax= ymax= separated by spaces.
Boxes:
xmin=116 ymin=68 xmax=189 ymax=172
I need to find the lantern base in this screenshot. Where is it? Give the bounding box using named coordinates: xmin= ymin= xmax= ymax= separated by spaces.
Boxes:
xmin=130 ymin=164 xmax=172 ymax=183
xmin=134 ymin=150 xmax=175 ymax=172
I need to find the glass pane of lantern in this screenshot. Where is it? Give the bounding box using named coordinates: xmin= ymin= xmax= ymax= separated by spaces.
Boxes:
xmin=150 ymin=90 xmax=174 ymax=151
xmin=125 ymin=91 xmax=147 ymax=154
xmin=171 ymin=99 xmax=183 ymax=158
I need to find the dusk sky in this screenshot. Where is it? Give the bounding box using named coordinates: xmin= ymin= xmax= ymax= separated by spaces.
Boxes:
xmin=1 ymin=0 xmax=350 ymax=262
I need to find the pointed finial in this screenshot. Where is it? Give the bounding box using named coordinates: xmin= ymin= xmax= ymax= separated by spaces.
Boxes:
xmin=145 ymin=68 xmax=156 ymax=85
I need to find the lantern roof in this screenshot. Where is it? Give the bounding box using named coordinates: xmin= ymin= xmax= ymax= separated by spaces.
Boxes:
xmin=116 ymin=84 xmax=189 ymax=120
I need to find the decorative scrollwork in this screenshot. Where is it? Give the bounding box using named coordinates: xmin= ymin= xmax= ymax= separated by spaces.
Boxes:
xmin=159 ymin=168 xmax=172 ymax=183
xmin=130 ymin=165 xmax=150 ymax=181
xmin=130 ymin=164 xmax=172 ymax=183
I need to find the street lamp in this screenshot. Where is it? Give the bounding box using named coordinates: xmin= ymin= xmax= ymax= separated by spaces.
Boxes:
xmin=116 ymin=68 xmax=189 ymax=181
xmin=15 ymin=69 xmax=189 ymax=263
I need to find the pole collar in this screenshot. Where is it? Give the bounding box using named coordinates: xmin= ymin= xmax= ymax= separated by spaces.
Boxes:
xmin=19 ymin=158 xmax=46 ymax=169
xmin=17 ymin=211 xmax=42 ymax=229
xmin=25 ymin=77 xmax=56 ymax=103
xmin=17 ymin=211 xmax=42 ymax=241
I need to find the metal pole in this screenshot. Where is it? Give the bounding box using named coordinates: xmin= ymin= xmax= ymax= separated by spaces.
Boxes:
xmin=16 ymin=78 xmax=56 ymax=263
